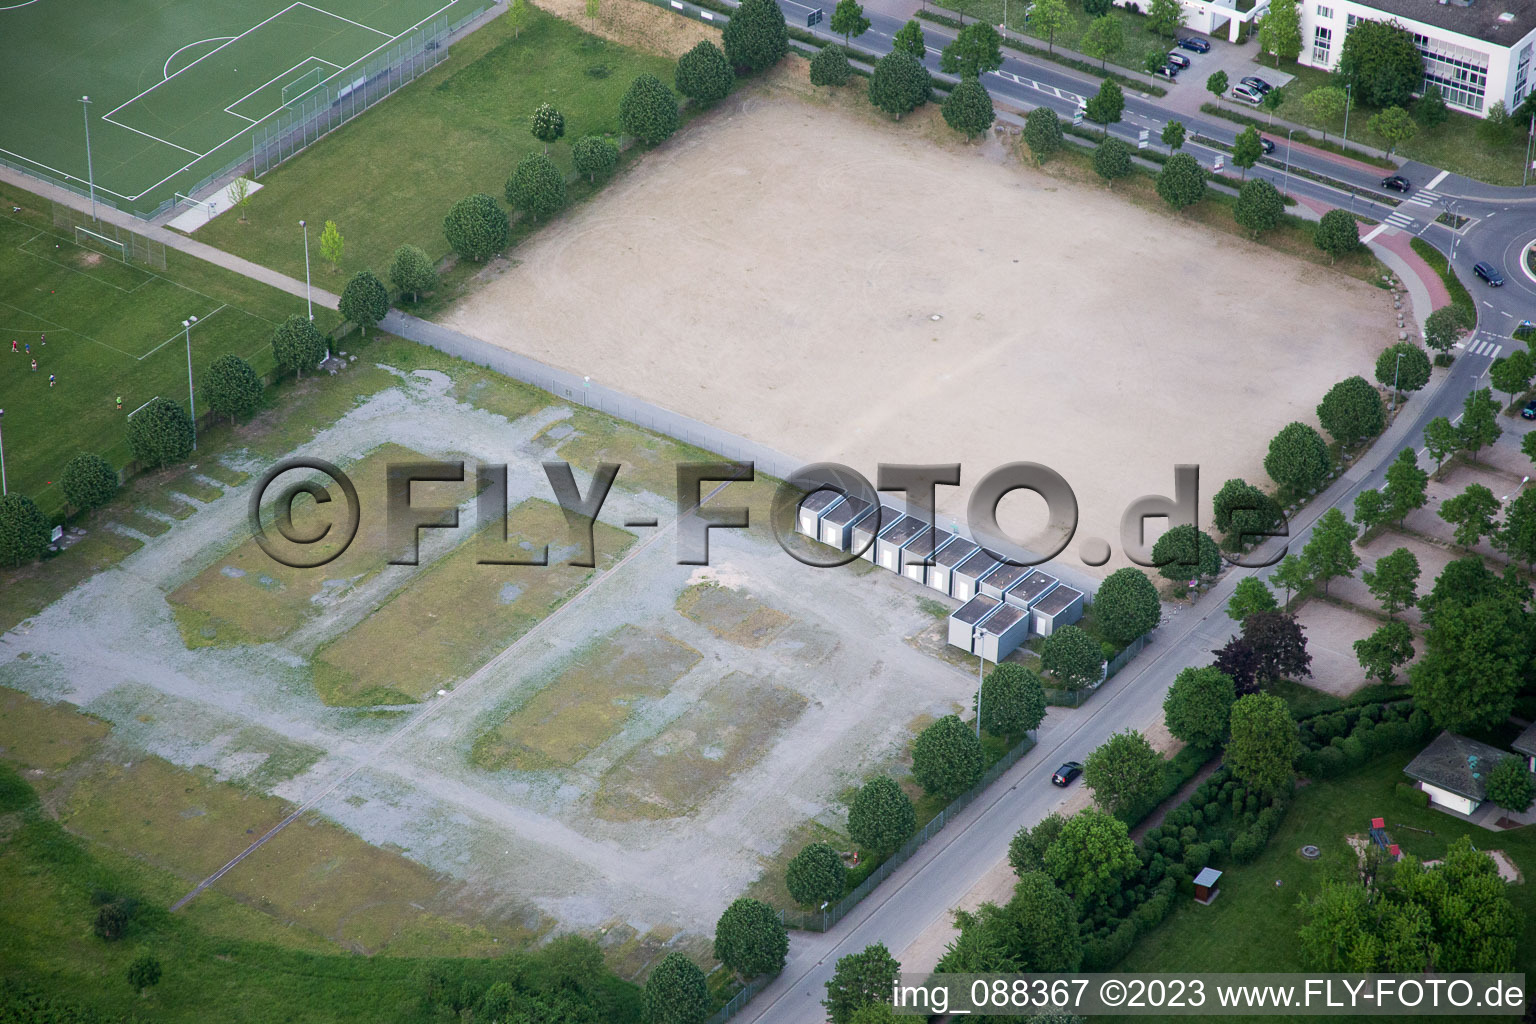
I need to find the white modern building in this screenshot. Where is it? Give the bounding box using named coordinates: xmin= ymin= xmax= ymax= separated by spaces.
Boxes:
xmin=1298 ymin=0 xmax=1536 ymax=116
xmin=1115 ymin=0 xmax=1272 ymax=42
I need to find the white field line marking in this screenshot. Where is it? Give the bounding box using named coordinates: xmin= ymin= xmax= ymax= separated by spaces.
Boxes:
xmin=137 ymin=305 xmax=226 ymax=360
xmin=0 ymin=145 xmax=139 ymax=202
xmin=97 ymin=116 xmax=204 ymax=156
xmin=164 ymin=37 xmax=236 ymax=79
xmin=224 ymin=59 xmax=332 ymax=116
xmin=297 ymin=0 xmax=392 ymax=35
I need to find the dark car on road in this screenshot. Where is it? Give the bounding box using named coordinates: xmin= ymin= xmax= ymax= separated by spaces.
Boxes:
xmin=1381 ymin=174 xmax=1412 ymax=193
xmin=1474 ymin=261 xmax=1505 ymax=286
xmin=1177 ymin=36 xmax=1212 ymax=52
xmin=1240 ymin=75 xmax=1272 ymax=94
xmin=1166 ymin=51 xmax=1191 ymax=69
xmin=1154 ymin=64 xmax=1180 ymax=81
xmin=1052 ymin=761 xmax=1084 ymax=786
xmin=1522 ymin=400 xmax=1536 ymax=420
xmin=1260 ymin=137 xmax=1276 ymax=154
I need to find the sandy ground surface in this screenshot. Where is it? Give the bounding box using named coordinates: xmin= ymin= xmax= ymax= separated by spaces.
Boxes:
xmin=444 ymin=75 xmax=1392 ymax=576
xmin=1291 ymin=598 xmax=1411 ymax=697
xmin=537 ymin=0 xmax=718 ymax=58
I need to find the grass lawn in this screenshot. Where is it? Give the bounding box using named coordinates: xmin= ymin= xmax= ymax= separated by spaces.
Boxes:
xmin=195 ymin=5 xmax=678 ymax=308
xmin=941 ymin=0 xmax=1179 ymax=77
xmin=1113 ymin=750 xmax=1536 ymax=1020
xmin=0 ymin=182 xmax=331 ymax=517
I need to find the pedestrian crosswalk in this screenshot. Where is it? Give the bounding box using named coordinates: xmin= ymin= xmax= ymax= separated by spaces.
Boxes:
xmin=1459 ymin=336 xmax=1504 ymax=358
xmin=1383 ymin=210 xmax=1416 ymax=230
xmin=1401 ymin=187 xmax=1441 ymax=209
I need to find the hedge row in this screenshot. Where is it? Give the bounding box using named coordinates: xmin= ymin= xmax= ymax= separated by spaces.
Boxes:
xmin=1296 ymin=700 xmax=1428 ymax=778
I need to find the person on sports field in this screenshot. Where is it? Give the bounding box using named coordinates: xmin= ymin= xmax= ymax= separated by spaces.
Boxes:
xmin=116 ymin=396 xmax=123 ymax=410
xmin=48 ymin=374 xmax=55 ymax=388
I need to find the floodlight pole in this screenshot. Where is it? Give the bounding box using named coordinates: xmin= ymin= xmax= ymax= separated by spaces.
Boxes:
xmin=183 ymin=316 xmax=199 ymax=450
xmin=81 ymin=96 xmax=97 ymax=221
xmin=300 ymin=220 xmax=313 ymax=320
xmin=0 ymin=408 xmax=7 ymax=496
xmin=1342 ymin=84 xmax=1352 ymax=144
xmin=973 ymin=624 xmax=984 ymax=740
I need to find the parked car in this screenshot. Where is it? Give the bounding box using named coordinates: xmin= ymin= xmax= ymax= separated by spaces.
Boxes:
xmin=1166 ymin=51 xmax=1192 ymax=69
xmin=1260 ymin=137 xmax=1276 ymax=154
xmin=1154 ymin=64 xmax=1180 ymax=81
xmin=1232 ymin=84 xmax=1263 ymax=106
xmin=1177 ymin=36 xmax=1212 ymax=53
xmin=1474 ymin=261 xmax=1505 ymax=286
xmin=1380 ymin=174 xmax=1412 ymax=193
xmin=1052 ymin=761 xmax=1084 ymax=786
xmin=1240 ymin=75 xmax=1272 ymax=94
xmin=1522 ymin=400 xmax=1536 ymax=420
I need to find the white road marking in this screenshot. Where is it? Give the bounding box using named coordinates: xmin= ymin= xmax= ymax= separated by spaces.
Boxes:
xmin=1427 ymin=169 xmax=1450 ymax=189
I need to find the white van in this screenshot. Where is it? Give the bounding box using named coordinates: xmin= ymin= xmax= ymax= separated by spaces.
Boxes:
xmin=1232 ymin=84 xmax=1263 ymax=106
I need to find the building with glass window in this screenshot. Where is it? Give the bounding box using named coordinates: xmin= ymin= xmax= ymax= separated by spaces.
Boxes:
xmin=1297 ymin=0 xmax=1536 ymax=116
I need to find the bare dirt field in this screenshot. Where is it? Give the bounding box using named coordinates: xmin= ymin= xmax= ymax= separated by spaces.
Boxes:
xmin=1292 ymin=598 xmax=1413 ymax=697
xmin=445 ymin=78 xmax=1392 ymax=574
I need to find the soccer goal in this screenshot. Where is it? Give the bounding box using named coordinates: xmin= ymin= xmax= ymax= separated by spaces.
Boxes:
xmin=281 ymin=66 xmax=329 ymax=108
xmin=75 ymin=224 xmax=128 ymax=262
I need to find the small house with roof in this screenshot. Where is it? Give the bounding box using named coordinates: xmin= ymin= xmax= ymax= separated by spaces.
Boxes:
xmin=1403 ymin=731 xmax=1512 ymax=816
xmin=1511 ymin=722 xmax=1536 ymax=773
xmin=928 ymin=537 xmax=978 ymax=598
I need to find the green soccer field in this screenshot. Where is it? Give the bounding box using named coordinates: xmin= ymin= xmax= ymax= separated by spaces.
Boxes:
xmin=0 ymin=182 xmax=331 ymax=515
xmin=0 ymin=0 xmax=483 ymax=216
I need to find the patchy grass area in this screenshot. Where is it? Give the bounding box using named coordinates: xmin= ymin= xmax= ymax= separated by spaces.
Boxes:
xmin=1114 ymin=750 xmax=1536 ymax=990
xmin=311 ymin=498 xmax=635 ymax=705
xmin=545 ymin=407 xmax=720 ymax=502
xmin=470 ymin=625 xmax=701 ymax=771
xmin=675 ymin=581 xmax=794 ymax=649
xmin=194 ymin=6 xmax=678 ymax=305
xmin=0 ymin=688 xmax=110 ymax=770
xmin=594 ymin=675 xmax=808 ymax=820
xmin=0 ymin=528 xmax=142 ymax=633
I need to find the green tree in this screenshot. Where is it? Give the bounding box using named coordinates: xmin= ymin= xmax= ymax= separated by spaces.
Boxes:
xmin=530 ymin=102 xmax=565 ymax=153
xmin=675 ymin=40 xmax=734 ymax=104
xmin=1039 ymin=624 xmax=1104 ymax=687
xmin=228 ymin=175 xmax=251 ymax=223
xmin=506 ymin=0 xmax=529 ymax=37
xmin=1353 ymin=488 xmax=1390 ymax=535
xmin=1375 ymin=342 xmax=1431 ymax=402
xmin=1412 ymin=600 xmax=1524 ymax=732
xmin=1363 ymin=546 xmax=1419 ymax=615
xmin=1163 ymin=665 xmax=1237 ymax=748
xmin=619 ymin=74 xmax=680 ymax=143
xmin=1382 ymin=451 xmax=1427 ymax=532
xmin=338 ymin=269 xmax=388 ymax=336
xmin=1244 ymin=609 xmax=1312 ymax=681
xmin=714 ymin=898 xmax=788 ymax=980
xmin=1084 ymin=0 xmax=1111 ymax=14
xmin=270 ymin=312 xmax=327 ymax=379
xmin=1228 ymin=576 xmax=1278 ymax=623
xmin=1316 ymin=375 xmax=1385 ymax=444
xmin=1042 ymin=808 xmax=1138 ymax=900
xmin=1155 ymin=152 xmax=1206 ymax=211
xmin=1081 ymin=15 xmax=1124 ymax=69
xmin=203 ymin=354 xmax=262 ymax=424
xmin=830 ymin=0 xmax=871 ymax=45
xmin=1206 ymin=70 xmax=1229 ymax=107
xmin=126 ymin=397 xmax=194 ymax=469
xmin=1302 ymin=85 xmax=1347 ymax=141
xmin=644 ymin=952 xmax=709 ymax=1024
xmin=943 ymin=78 xmax=996 ymax=140
xmin=848 ymin=776 xmax=917 ymax=856
xmin=1480 ymin=99 xmax=1515 ymax=145
xmin=1338 ymin=19 xmax=1421 ymax=109
xmin=868 ymin=50 xmax=931 ymax=120
xmin=1093 ymin=567 xmax=1160 ymax=646
xmin=848 ymin=1006 xmax=898 ymax=1024
xmin=1494 ymin=488 xmax=1536 ymax=571
xmin=318 ymin=219 xmax=343 ymax=272
xmin=1486 ymin=756 xmax=1534 ymax=813
xmin=1313 ymin=208 xmax=1360 ymax=264
xmin=1227 ymin=693 xmax=1300 ymax=795
xmin=810 ymin=44 xmax=854 ymax=87
xmin=1150 ymin=523 xmax=1221 ymax=584
xmin=1367 ymin=106 xmax=1417 ymax=154
xmin=911 ymin=714 xmax=984 ymax=800
xmin=1093 ymin=137 xmax=1132 ymax=183
xmin=0 ymin=494 xmax=48 ymax=567
xmin=1457 ymin=388 xmax=1502 ymax=461
xmin=1083 ymin=729 xmax=1163 ymax=814
xmin=722 ymin=0 xmax=789 ymax=72
xmin=61 ymin=453 xmax=118 ymax=516
xmin=1212 ymin=477 xmax=1282 ymax=550
xmin=443 ymin=193 xmax=508 ymax=262
xmin=1422 ymin=305 xmax=1468 ymax=354
xmin=1008 ymin=812 xmax=1066 ymax=876
xmin=389 ymin=243 xmax=436 ymax=301
xmin=1146 ymin=0 xmax=1185 ymax=37
xmin=1412 ymin=85 xmax=1449 ymax=128
xmin=572 ymin=136 xmax=620 ymax=187
xmin=1257 ymin=0 xmax=1301 ymax=66
xmin=824 ymin=944 xmax=900 ymax=1024
xmin=1023 ymin=106 xmax=1063 ymax=163
xmin=1271 ymin=553 xmax=1311 ymax=609
xmin=893 ymin=19 xmax=926 ymax=59
xmin=1526 ymin=431 xmax=1536 ymax=469
xmin=1234 ymin=177 xmax=1284 ymax=237
xmin=1301 ymin=507 xmax=1359 ymax=595
xmin=1232 ymin=126 xmax=1264 ymax=179
xmin=978 ymin=662 xmax=1047 ymax=741
xmin=1422 ymin=416 xmax=1460 ymax=472
xmin=1030 ymin=0 xmax=1075 ymax=53
xmin=1353 ymin=619 xmax=1415 ymax=683
xmin=1161 ymin=118 xmax=1186 ymax=152
xmin=1264 ymin=421 xmax=1329 ymax=493
xmin=1084 ymin=79 xmax=1124 ymax=135
xmin=786 ymin=843 xmax=845 ymax=907
xmin=942 ymin=22 xmax=1003 ymax=78
xmin=1003 ymin=872 xmax=1082 ymax=971
xmin=1439 ymin=483 xmax=1500 ymax=548
xmin=1489 ymin=348 xmax=1534 ymax=406
xmin=506 ymin=152 xmax=567 ymax=223
xmin=126 ymin=954 xmax=161 ymax=993
xmin=1260 ymin=84 xmax=1286 ymax=124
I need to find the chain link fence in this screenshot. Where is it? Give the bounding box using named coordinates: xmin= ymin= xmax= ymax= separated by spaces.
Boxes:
xmin=51 ymin=203 xmax=167 ymax=270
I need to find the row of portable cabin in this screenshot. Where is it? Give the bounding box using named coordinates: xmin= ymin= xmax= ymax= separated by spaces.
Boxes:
xmin=797 ymin=491 xmax=1085 ymax=662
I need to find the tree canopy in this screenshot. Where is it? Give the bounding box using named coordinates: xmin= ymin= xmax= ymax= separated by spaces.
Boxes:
xmin=1039 ymin=625 xmax=1104 ymax=687
xmin=867 ymin=50 xmax=931 ymax=120
xmin=0 ymin=494 xmax=49 ymax=568
xmin=847 ymin=775 xmax=916 ymax=857
xmin=443 ymin=193 xmax=508 ymax=262
xmin=1264 ymin=421 xmax=1329 ymax=494
xmin=619 ymin=74 xmax=680 ymax=143
xmin=1093 ymin=567 xmax=1160 ymax=646
xmin=675 ymin=40 xmax=734 ymax=104
xmin=722 ymin=0 xmax=789 ymax=72
xmin=1163 ymin=665 xmax=1237 ymax=748
xmin=911 ymin=714 xmax=984 ymax=800
xmin=126 ymin=397 xmax=194 ymax=469
xmin=1155 ymin=152 xmax=1205 ymax=211
xmin=1226 ymin=693 xmax=1300 ymax=794
xmin=714 ymin=898 xmax=788 ymax=979
xmin=338 ymin=269 xmax=388 ymax=335
xmin=204 ymin=353 xmax=263 ymax=424
xmin=1339 ymin=19 xmax=1421 ymax=109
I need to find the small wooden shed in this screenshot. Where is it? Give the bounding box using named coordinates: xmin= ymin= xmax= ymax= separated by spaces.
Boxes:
xmin=1193 ymin=867 xmax=1222 ymax=905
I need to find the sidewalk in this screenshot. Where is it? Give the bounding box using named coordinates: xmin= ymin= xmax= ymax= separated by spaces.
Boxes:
xmin=1258 ymin=130 xmax=1393 ymax=177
